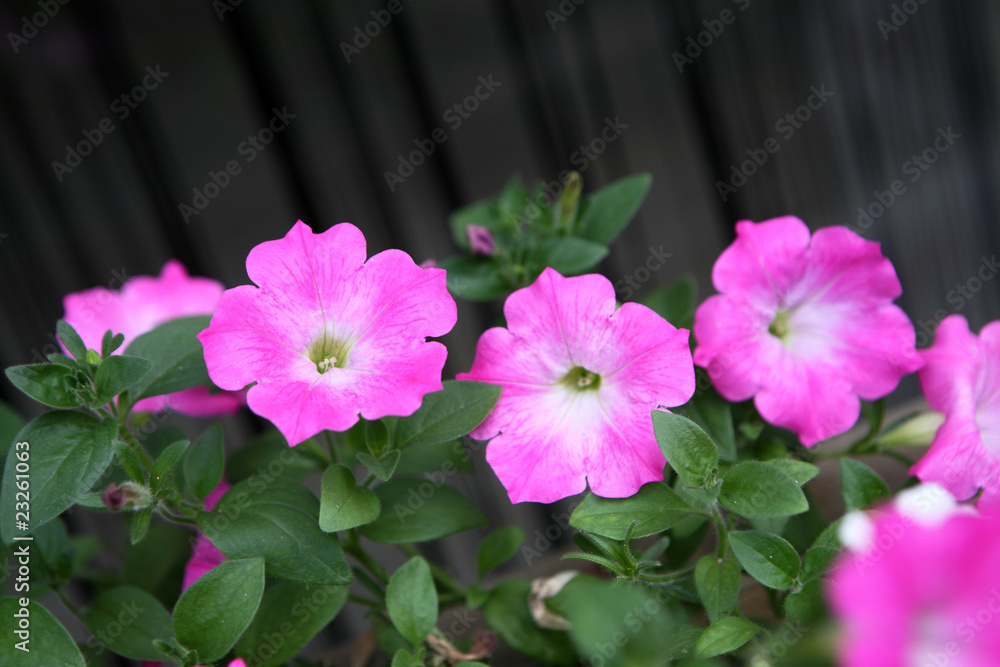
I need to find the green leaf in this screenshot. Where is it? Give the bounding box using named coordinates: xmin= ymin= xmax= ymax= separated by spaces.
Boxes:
xmin=570 ymin=482 xmax=695 ymax=540
xmin=642 ymin=274 xmax=697 ymax=328
xmin=477 ymin=526 xmax=525 ymax=578
xmin=149 ymin=439 xmax=189 ymax=493
xmin=386 ymin=557 xmax=439 ymax=648
xmin=226 ymin=430 xmax=323 ymax=483
xmin=395 ymin=380 xmax=502 ymax=448
xmin=840 ymin=458 xmax=891 ymax=511
xmin=547 ymin=574 xmax=677 ymax=666
xmin=575 ymin=173 xmax=653 ymax=245
xmin=131 ymin=508 xmax=152 ymax=545
xmin=395 ymin=440 xmax=473 ymax=476
xmin=439 ymin=255 xmax=507 ymax=301
xmin=482 ymin=579 xmax=575 ymax=665
xmin=234 ymin=581 xmax=348 ymax=667
xmin=198 ymin=477 xmax=352 ymax=585
xmin=84 ymin=586 xmax=173 ymax=661
xmin=365 ymin=417 xmax=394 ymax=457
xmin=694 ymin=555 xmax=742 ymax=624
xmin=719 ymin=461 xmax=809 ymax=518
xmin=0 ymin=597 xmax=86 ymax=666
xmin=767 ymin=459 xmax=820 ymax=486
xmin=784 ymin=579 xmax=825 ymax=623
xmin=56 ymin=320 xmax=88 ymax=360
xmin=801 ymin=545 xmax=840 ymax=583
xmin=172 ymin=557 xmax=265 ymax=663
xmin=5 ymin=364 xmax=82 ymax=409
xmin=123 ymin=524 xmax=192 ymax=605
xmin=0 ymin=401 xmax=23 ymax=452
xmin=362 ymin=478 xmax=487 ymax=544
xmin=101 ymin=330 xmax=125 ymax=357
xmin=1 ymin=412 xmax=115 ymax=543
xmin=694 ymin=616 xmax=761 ymax=659
xmin=93 ymin=355 xmax=152 ymax=405
xmin=357 ymin=450 xmax=401 ymax=482
xmin=319 ymin=464 xmax=381 ymax=532
xmin=728 ymin=531 xmax=800 ymax=590
xmin=113 ymin=438 xmax=145 ymax=483
xmin=184 ymin=425 xmax=225 ymax=501
xmin=124 ymin=315 xmax=212 ymax=400
xmin=652 ymin=410 xmax=718 ymax=488
xmin=533 ymin=237 xmax=608 ymax=274
xmin=663 ymin=625 xmax=704 ymax=663
xmin=677 ymin=389 xmax=736 ymax=462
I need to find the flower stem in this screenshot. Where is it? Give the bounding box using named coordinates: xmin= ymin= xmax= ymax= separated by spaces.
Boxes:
xmin=323 ymin=430 xmax=339 ymax=465
xmin=116 ymin=421 xmax=153 ymax=470
xmin=711 ymin=507 xmax=729 ymax=559
xmin=53 ymin=586 xmax=86 ymax=623
xmin=302 ymin=436 xmax=332 ymax=466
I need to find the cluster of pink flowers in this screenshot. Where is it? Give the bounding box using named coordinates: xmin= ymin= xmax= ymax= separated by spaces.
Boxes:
xmin=75 ymin=214 xmax=999 ymax=666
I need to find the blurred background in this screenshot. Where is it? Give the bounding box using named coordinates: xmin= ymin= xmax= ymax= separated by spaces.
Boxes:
xmin=1 ymin=0 xmax=999 ymax=662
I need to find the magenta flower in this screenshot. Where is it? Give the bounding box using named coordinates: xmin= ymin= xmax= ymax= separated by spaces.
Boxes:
xmin=466 ymin=224 xmax=496 ymax=256
xmin=197 ymin=221 xmax=457 ymax=446
xmin=911 ymin=315 xmax=1000 ymax=513
xmin=457 ymin=268 xmax=695 ymax=503
xmin=62 ymin=260 xmax=245 ymax=417
xmin=181 ymin=480 xmax=230 ymax=591
xmin=828 ymin=486 xmax=1000 ymax=667
xmin=693 ymin=216 xmax=922 ymax=446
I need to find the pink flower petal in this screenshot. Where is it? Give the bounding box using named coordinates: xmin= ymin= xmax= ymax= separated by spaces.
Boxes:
xmin=460 ymin=268 xmax=695 ymax=503
xmin=62 ymin=260 xmax=243 ymax=418
xmin=198 ymin=221 xmax=456 ymax=445
xmin=694 ymin=217 xmax=921 ymax=446
xmin=912 ymin=316 xmax=1000 ymax=513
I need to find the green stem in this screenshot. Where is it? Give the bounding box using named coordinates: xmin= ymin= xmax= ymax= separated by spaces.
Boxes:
xmin=54 ymin=586 xmax=86 ymax=622
xmin=639 ymin=565 xmax=696 ymax=584
xmin=362 ymin=473 xmax=376 ymax=488
xmin=344 ymin=535 xmax=389 ymax=585
xmin=323 ymin=430 xmax=339 ymax=465
xmin=302 ymin=436 xmax=332 ymax=466
xmin=348 ymin=593 xmax=381 ymax=608
xmin=399 ymin=544 xmax=466 ymax=597
xmin=116 ymin=422 xmax=153 ymax=469
xmin=711 ymin=507 xmax=729 ymax=559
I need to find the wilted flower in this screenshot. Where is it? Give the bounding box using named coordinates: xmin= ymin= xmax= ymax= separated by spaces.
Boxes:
xmin=198 ymin=221 xmax=457 ymax=445
xmin=693 ymin=216 xmax=922 ymax=446
xmin=458 ymin=268 xmax=695 ymax=503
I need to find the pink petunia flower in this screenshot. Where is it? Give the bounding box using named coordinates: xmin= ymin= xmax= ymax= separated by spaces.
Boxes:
xmin=911 ymin=315 xmax=1000 ymax=513
xmin=693 ymin=216 xmax=922 ymax=446
xmin=181 ymin=480 xmax=230 ymax=592
xmin=62 ymin=260 xmax=245 ymax=417
xmin=457 ymin=267 xmax=695 ymax=503
xmin=828 ymin=484 xmax=1000 ymax=667
xmin=197 ymin=221 xmax=457 ymax=446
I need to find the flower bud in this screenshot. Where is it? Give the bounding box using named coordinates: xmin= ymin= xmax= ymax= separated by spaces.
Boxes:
xmin=100 ymin=482 xmax=152 ymax=511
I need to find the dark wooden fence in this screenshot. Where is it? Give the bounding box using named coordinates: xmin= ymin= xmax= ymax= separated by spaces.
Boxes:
xmin=1 ymin=0 xmax=998 ymax=662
